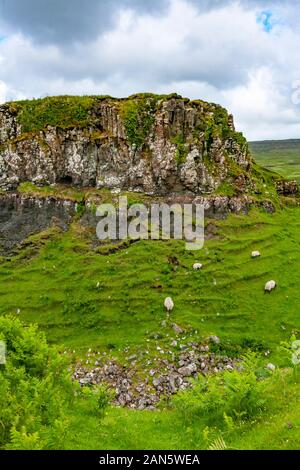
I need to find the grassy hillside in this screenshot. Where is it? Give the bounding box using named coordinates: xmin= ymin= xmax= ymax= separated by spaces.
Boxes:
xmin=2 ymin=207 xmax=300 ymax=357
xmin=67 ymin=368 xmax=300 ymax=450
xmin=250 ymin=139 xmax=300 ymax=181
xmin=1 ymin=137 xmax=300 ymax=451
xmin=1 ymin=202 xmax=300 ymax=449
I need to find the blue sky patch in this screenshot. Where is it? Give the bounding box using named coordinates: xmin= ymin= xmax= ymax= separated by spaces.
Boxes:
xmin=257 ymin=10 xmax=275 ymax=33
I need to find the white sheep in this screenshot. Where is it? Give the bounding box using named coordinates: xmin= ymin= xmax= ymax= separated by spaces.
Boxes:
xmin=265 ymin=280 xmax=276 ymax=293
xmin=251 ymin=251 xmax=261 ymax=258
xmin=193 ymin=263 xmax=203 ymax=270
xmin=164 ymin=297 xmax=174 ymax=312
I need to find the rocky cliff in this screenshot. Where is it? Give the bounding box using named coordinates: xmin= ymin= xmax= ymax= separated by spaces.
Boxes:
xmin=1 ymin=94 xmax=289 ymax=255
xmin=0 ymin=192 xmax=76 ymax=253
xmin=0 ymin=94 xmax=252 ymax=195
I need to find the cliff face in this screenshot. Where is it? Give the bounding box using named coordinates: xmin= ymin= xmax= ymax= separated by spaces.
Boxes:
xmin=0 ymin=94 xmax=252 ymax=195
xmin=0 ymin=190 xmax=276 ymax=256
xmin=0 ymin=193 xmax=76 ymax=253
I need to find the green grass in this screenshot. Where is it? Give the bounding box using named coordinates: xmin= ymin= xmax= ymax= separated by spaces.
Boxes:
xmin=18 ymin=181 xmax=86 ymax=203
xmin=65 ymin=368 xmax=300 ymax=450
xmin=170 ymin=133 xmax=188 ymax=164
xmin=1 ymin=206 xmax=300 ymax=359
xmin=6 ymin=93 xmax=178 ymax=135
xmin=17 ymin=182 xmax=159 ymax=208
xmin=250 ymin=139 xmax=300 ymax=181
xmin=2 ymin=203 xmax=300 ymax=448
xmin=119 ymin=96 xmax=157 ymax=148
xmin=9 ymin=96 xmax=99 ymax=133
xmin=2 ymin=99 xmax=300 ymax=449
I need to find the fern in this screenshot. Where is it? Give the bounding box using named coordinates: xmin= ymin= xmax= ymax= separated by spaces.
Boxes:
xmin=7 ymin=427 xmax=42 ymax=450
xmin=0 ymin=316 xmax=73 ymax=449
xmin=173 ymin=351 xmax=272 ymax=425
xmin=208 ymin=436 xmax=227 ymax=451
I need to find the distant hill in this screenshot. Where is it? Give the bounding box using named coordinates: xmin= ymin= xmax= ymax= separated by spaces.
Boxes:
xmin=250 ymin=139 xmax=300 ymax=181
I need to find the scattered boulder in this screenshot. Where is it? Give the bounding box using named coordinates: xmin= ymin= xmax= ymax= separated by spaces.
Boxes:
xmin=276 ymin=180 xmax=298 ymax=196
xmin=209 ymin=335 xmax=221 ymax=345
xmin=73 ymin=342 xmax=239 ymax=410
xmin=178 ymin=363 xmax=197 ymax=377
xmin=251 ymin=251 xmax=261 ymax=258
xmin=266 ymin=363 xmax=276 ymax=371
xmin=172 ymin=323 xmax=184 ymax=334
xmin=262 ymin=200 xmax=276 ymax=214
xmin=168 ymin=256 xmax=180 ymax=266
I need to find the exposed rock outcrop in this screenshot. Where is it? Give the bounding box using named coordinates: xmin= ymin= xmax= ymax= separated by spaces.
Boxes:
xmin=0 ymin=193 xmax=76 ymax=254
xmin=276 ymin=179 xmax=298 ymax=195
xmin=0 ymin=94 xmax=287 ymax=255
xmin=0 ymin=94 xmax=252 ymax=195
xmin=73 ymin=339 xmax=240 ymax=410
xmin=0 ymin=190 xmax=277 ymax=255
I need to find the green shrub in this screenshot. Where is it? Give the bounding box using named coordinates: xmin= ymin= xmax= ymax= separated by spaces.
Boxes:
xmin=171 ymin=133 xmax=188 ymax=164
xmin=279 ymin=335 xmax=300 ymax=370
xmin=11 ymin=96 xmax=96 ymax=133
xmin=0 ymin=316 xmax=74 ymax=449
xmin=81 ymin=385 xmax=113 ymax=419
xmin=173 ymin=353 xmax=270 ymax=424
xmin=120 ymin=97 xmax=157 ymax=148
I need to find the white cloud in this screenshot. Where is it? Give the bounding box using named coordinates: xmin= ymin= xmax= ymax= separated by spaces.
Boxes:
xmin=222 ymin=68 xmax=300 ymax=140
xmin=0 ymin=0 xmax=299 ymax=140
xmin=0 ymin=81 xmax=8 ymax=102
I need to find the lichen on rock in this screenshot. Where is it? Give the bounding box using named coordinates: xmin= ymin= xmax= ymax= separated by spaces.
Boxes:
xmin=0 ymin=93 xmax=258 ymax=196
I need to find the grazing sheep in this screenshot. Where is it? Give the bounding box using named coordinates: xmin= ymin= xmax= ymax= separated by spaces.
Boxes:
xmin=265 ymin=280 xmax=276 ymax=293
xmin=251 ymin=251 xmax=261 ymax=258
xmin=164 ymin=297 xmax=174 ymax=312
xmin=193 ymin=263 xmax=203 ymax=270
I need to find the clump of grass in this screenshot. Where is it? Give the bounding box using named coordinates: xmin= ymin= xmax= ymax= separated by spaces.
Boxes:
xmin=120 ymin=96 xmax=158 ymax=148
xmin=214 ymin=181 xmax=237 ymax=197
xmin=173 ymin=352 xmax=270 ymax=424
xmin=171 ymin=133 xmax=188 ymax=165
xmin=9 ymin=96 xmax=97 ymax=133
xmin=198 ymin=105 xmax=249 ymax=155
xmin=18 ymin=182 xmax=85 ymax=203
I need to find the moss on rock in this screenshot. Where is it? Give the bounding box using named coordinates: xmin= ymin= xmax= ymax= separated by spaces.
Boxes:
xmin=119 ymin=96 xmax=158 ymax=148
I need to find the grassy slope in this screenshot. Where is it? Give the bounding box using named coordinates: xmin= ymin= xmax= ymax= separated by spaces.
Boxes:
xmin=67 ymin=370 xmax=300 ymax=450
xmin=1 ymin=204 xmax=300 ymax=449
xmin=250 ymin=139 xmax=300 ymax=181
xmin=1 ymin=207 xmax=300 ymax=359
xmin=2 ymin=135 xmax=300 ymax=449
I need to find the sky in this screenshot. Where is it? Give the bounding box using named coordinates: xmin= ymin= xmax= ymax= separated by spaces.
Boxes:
xmin=0 ymin=0 xmax=300 ymax=141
